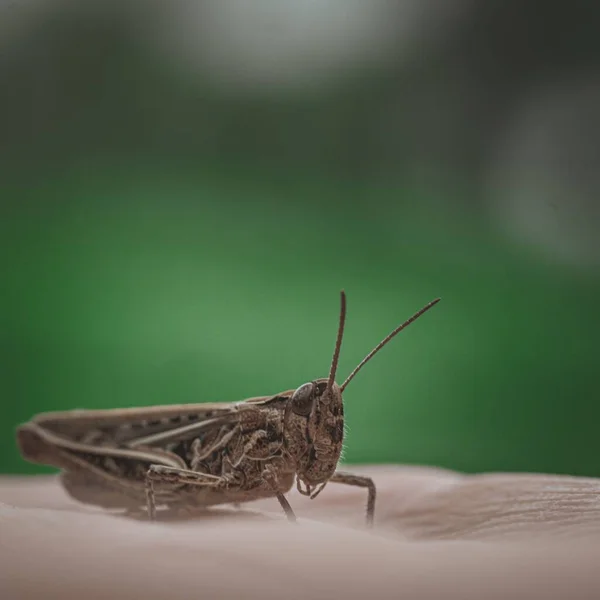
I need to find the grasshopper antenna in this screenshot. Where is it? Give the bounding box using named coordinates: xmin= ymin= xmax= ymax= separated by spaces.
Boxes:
xmin=340 ymin=297 xmax=440 ymax=393
xmin=326 ymin=290 xmax=347 ymax=395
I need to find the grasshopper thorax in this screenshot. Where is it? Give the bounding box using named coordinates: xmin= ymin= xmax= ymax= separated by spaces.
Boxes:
xmin=285 ymin=378 xmax=344 ymax=491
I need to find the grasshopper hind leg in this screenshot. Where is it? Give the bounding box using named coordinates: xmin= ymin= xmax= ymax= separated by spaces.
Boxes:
xmin=144 ymin=464 xmax=222 ymax=521
xmin=144 ymin=462 xmax=298 ymax=523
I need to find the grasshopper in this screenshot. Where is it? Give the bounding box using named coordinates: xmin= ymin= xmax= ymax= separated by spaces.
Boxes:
xmin=16 ymin=291 xmax=440 ymax=526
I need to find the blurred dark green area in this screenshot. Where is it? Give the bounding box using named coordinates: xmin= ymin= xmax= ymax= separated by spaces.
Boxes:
xmin=1 ymin=1 xmax=599 ymax=477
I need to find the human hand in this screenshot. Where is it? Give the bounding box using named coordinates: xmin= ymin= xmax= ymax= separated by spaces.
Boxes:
xmin=1 ymin=466 xmax=600 ymax=599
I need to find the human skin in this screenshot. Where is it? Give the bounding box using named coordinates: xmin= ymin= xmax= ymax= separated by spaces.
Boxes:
xmin=1 ymin=465 xmax=600 ymax=599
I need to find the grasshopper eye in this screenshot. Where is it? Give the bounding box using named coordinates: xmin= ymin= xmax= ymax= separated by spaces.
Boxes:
xmin=291 ymin=382 xmax=315 ymax=416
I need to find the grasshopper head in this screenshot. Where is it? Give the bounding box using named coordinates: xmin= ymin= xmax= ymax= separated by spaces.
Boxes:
xmin=285 ymin=291 xmax=440 ymax=499
xmin=286 ymin=378 xmax=344 ymax=492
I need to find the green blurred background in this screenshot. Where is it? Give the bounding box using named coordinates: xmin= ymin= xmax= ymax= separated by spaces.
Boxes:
xmin=1 ymin=0 xmax=599 ymax=476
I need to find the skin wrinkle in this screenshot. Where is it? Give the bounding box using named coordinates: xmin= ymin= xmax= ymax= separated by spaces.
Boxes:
xmin=377 ymin=473 xmax=600 ymax=541
xmin=1 ymin=466 xmax=600 ymax=599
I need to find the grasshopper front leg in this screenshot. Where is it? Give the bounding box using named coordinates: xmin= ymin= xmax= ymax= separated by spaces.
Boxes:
xmin=329 ymin=470 xmax=376 ymax=527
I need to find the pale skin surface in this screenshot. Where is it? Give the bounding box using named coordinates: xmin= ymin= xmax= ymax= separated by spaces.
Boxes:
xmin=2 ymin=465 xmax=600 ymax=599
